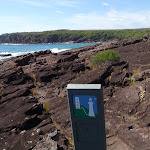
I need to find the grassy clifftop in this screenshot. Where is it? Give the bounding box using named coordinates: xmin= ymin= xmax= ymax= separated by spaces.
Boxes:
xmin=0 ymin=28 xmax=150 ymax=44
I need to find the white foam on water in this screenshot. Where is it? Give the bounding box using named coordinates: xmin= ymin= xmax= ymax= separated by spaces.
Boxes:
xmin=0 ymin=52 xmax=10 ymax=54
xmin=0 ymin=51 xmax=35 ymax=60
xmin=0 ymin=48 xmax=70 ymax=61
xmin=11 ymin=51 xmax=35 ymax=56
xmin=51 ymin=48 xmax=70 ymax=53
xmin=0 ymin=43 xmax=25 ymax=45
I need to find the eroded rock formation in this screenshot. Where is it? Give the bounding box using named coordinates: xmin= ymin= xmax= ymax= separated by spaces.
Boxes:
xmin=0 ymin=38 xmax=150 ymax=150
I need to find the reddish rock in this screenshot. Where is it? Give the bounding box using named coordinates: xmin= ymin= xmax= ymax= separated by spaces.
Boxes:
xmin=0 ymin=38 xmax=150 ymax=149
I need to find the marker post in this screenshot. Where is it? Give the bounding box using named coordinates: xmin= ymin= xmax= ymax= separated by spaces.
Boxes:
xmin=67 ymin=84 xmax=106 ymax=150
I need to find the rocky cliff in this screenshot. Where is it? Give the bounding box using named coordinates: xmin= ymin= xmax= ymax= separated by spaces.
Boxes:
xmin=0 ymin=38 xmax=150 ymax=150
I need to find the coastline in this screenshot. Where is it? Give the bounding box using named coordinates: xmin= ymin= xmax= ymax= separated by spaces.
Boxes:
xmin=0 ymin=37 xmax=146 ymax=61
xmin=0 ymin=38 xmax=150 ymax=149
xmin=0 ymin=41 xmax=102 ymax=45
xmin=0 ymin=42 xmax=102 ymax=61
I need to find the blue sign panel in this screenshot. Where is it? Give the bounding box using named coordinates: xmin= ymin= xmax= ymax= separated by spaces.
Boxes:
xmin=73 ymin=95 xmax=98 ymax=118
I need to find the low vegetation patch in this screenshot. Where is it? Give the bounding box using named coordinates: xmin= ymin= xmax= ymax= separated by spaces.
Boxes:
xmin=91 ymin=50 xmax=120 ymax=64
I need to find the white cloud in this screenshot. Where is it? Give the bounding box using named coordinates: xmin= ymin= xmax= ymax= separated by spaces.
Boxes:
xmin=24 ymin=24 xmax=59 ymax=32
xmin=21 ymin=0 xmax=46 ymax=7
xmin=102 ymin=2 xmax=109 ymax=6
xmin=65 ymin=9 xmax=150 ymax=30
xmin=0 ymin=16 xmax=26 ymax=35
xmin=0 ymin=23 xmax=60 ymax=35
xmin=10 ymin=0 xmax=51 ymax=8
xmin=56 ymin=10 xmax=64 ymax=14
xmin=10 ymin=0 xmax=79 ymax=8
xmin=0 ymin=16 xmax=60 ymax=35
xmin=107 ymin=9 xmax=117 ymax=18
xmin=49 ymin=0 xmax=79 ymax=7
xmin=0 ymin=16 xmax=25 ymax=24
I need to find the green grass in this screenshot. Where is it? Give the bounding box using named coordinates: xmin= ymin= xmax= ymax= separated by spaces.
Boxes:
xmin=91 ymin=50 xmax=120 ymax=64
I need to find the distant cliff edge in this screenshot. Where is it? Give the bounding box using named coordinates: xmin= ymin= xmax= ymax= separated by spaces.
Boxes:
xmin=0 ymin=29 xmax=150 ymax=44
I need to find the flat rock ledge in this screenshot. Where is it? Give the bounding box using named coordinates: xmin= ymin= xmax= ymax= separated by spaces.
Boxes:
xmin=0 ymin=38 xmax=150 ymax=150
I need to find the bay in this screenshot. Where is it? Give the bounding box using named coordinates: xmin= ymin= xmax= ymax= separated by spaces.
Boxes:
xmin=0 ymin=43 xmax=99 ymax=60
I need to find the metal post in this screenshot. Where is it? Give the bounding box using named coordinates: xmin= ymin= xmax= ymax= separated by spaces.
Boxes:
xmin=67 ymin=84 xmax=106 ymax=150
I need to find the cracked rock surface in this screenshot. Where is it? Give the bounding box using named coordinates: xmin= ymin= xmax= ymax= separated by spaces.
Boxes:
xmin=0 ymin=38 xmax=150 ymax=150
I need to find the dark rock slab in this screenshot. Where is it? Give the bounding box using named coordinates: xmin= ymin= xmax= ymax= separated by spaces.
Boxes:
xmin=0 ymin=53 xmax=12 ymax=57
xmin=0 ymin=38 xmax=150 ymax=150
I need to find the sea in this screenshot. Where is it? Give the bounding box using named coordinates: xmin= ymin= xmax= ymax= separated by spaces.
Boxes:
xmin=0 ymin=43 xmax=99 ymax=60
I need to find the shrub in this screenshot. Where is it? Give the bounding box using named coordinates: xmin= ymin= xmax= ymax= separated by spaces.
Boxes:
xmin=92 ymin=50 xmax=120 ymax=64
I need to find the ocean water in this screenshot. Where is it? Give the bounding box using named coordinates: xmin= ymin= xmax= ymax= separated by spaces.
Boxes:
xmin=0 ymin=43 xmax=99 ymax=60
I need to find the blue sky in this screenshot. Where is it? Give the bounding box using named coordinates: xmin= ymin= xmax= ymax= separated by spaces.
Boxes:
xmin=0 ymin=0 xmax=150 ymax=35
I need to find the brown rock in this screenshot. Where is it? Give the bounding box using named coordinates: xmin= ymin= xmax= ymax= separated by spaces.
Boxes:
xmin=0 ymin=38 xmax=150 ymax=149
